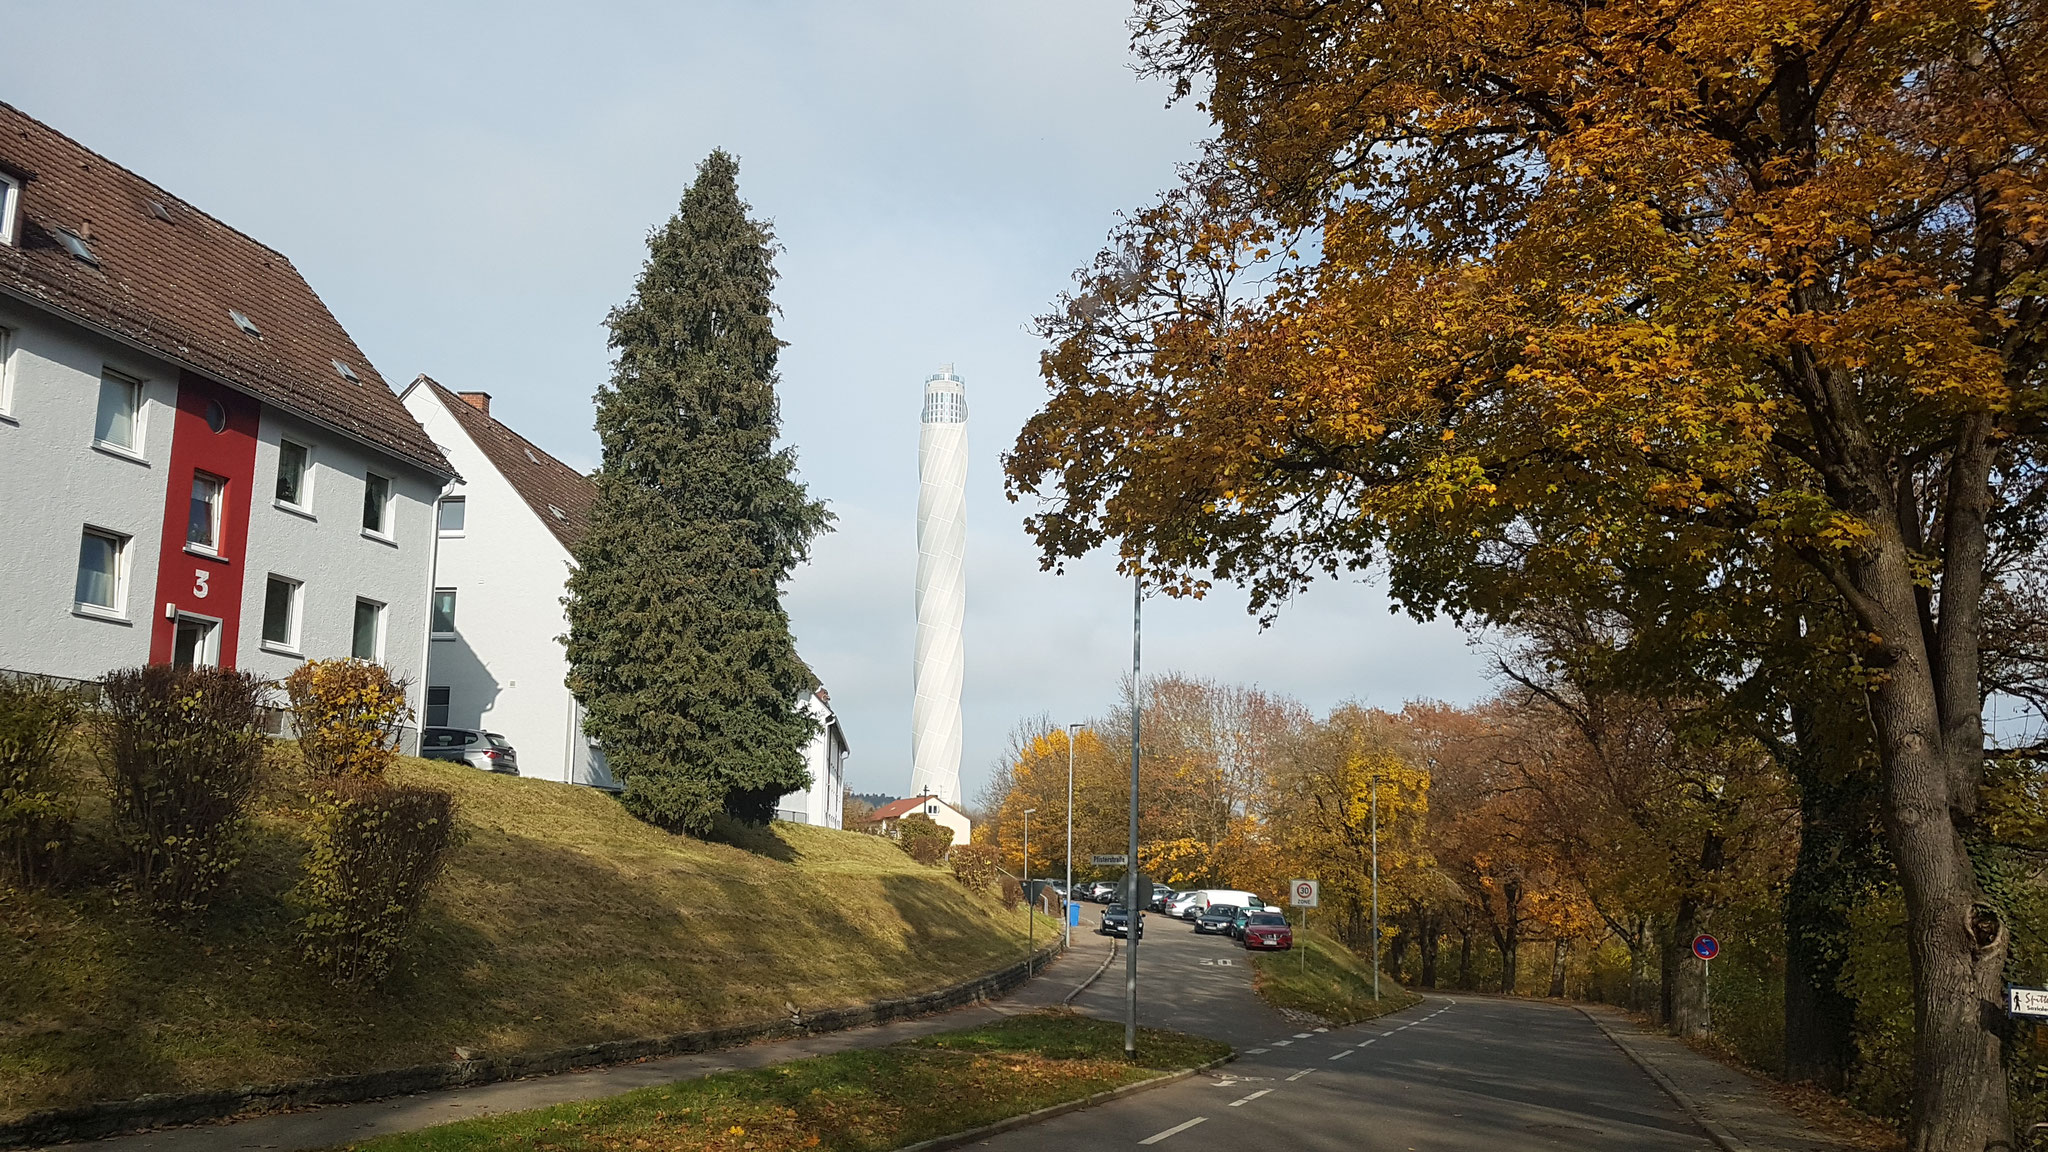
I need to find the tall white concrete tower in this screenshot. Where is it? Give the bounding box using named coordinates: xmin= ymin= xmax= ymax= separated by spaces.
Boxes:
xmin=912 ymin=365 xmax=967 ymax=806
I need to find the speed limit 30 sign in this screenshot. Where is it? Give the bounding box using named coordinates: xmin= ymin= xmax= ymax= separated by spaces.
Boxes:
xmin=1290 ymin=879 xmax=1320 ymax=907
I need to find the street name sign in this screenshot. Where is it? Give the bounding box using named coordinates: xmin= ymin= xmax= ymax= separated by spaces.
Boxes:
xmin=1692 ymin=934 xmax=1721 ymax=962
xmin=1091 ymin=854 xmax=1128 ymax=867
xmin=2011 ymin=986 xmax=2048 ymax=1018
xmin=1291 ymin=879 xmax=1320 ymax=908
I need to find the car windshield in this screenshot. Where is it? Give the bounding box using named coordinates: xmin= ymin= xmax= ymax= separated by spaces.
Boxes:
xmin=1249 ymin=913 xmax=1287 ymax=926
xmin=1105 ymin=905 xmax=1126 ymax=914
xmin=1204 ymin=906 xmax=1240 ymax=918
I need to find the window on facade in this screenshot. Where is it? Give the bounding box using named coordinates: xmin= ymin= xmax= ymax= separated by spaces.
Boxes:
xmin=362 ymin=473 xmax=391 ymax=535
xmin=275 ymin=440 xmax=309 ymax=507
xmin=426 ymin=686 xmax=450 ymax=728
xmin=94 ymin=370 xmax=142 ymax=451
xmin=0 ymin=326 xmax=12 ymax=415
xmin=430 ymin=588 xmax=457 ymax=636
xmin=187 ymin=473 xmax=224 ymax=552
xmin=0 ymin=172 xmax=18 ymax=247
xmin=352 ymin=599 xmax=383 ymax=660
xmin=261 ymin=575 xmax=300 ymax=648
xmin=438 ymin=496 xmax=465 ymax=536
xmin=74 ymin=528 xmax=126 ymax=611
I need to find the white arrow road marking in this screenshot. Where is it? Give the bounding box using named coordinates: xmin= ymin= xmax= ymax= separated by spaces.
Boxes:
xmin=1139 ymin=1117 xmax=1209 ymax=1145
xmin=1228 ymin=1090 xmax=1273 ymax=1107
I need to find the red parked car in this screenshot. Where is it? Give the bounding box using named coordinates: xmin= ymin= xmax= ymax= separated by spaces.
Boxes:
xmin=1240 ymin=911 xmax=1294 ymax=951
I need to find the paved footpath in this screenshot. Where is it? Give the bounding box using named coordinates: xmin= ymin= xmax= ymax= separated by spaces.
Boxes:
xmin=41 ymin=935 xmax=1114 ymax=1152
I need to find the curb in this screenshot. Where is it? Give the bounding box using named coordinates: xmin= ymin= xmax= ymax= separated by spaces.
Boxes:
xmin=896 ymin=1050 xmax=1238 ymax=1152
xmin=1575 ymin=1005 xmax=1750 ymax=1152
xmin=1 ymin=941 xmax=1065 ymax=1150
xmin=1062 ymin=939 xmax=1120 ymax=1006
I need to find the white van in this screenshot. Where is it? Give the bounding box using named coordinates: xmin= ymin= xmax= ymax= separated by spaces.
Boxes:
xmin=1172 ymin=889 xmax=1264 ymax=919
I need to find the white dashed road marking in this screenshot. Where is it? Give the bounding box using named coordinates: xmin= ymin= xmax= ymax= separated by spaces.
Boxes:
xmin=1293 ymin=1032 xmax=1313 ymax=1038
xmin=1246 ymin=1048 xmax=1269 ymax=1055
xmin=1272 ymin=1039 xmax=1293 ymax=1047
xmin=1328 ymin=1049 xmax=1354 ymax=1060
xmin=1228 ymin=1090 xmax=1273 ymax=1107
xmin=1286 ymin=1069 xmax=1315 ymax=1081
xmin=1139 ymin=1117 xmax=1209 ymax=1145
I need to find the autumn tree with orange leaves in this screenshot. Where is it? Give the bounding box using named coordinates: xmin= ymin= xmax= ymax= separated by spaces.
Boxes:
xmin=1007 ymin=3 xmax=2045 ymax=1145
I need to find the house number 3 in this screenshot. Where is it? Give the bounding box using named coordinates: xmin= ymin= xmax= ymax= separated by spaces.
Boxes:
xmin=193 ymin=569 xmax=210 ymax=598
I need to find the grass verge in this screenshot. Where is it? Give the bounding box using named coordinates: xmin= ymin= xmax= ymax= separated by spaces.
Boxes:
xmin=327 ymin=1011 xmax=1230 ymax=1152
xmin=1249 ymin=928 xmax=1423 ymax=1024
xmin=2 ymin=744 xmax=1047 ymax=1123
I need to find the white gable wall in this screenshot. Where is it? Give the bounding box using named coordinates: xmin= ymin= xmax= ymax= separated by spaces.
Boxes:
xmin=776 ymin=692 xmax=847 ymax=828
xmin=402 ymin=388 xmax=598 ymax=785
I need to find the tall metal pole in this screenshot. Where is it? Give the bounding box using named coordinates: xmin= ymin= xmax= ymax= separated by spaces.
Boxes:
xmin=1023 ymin=809 xmax=1034 ymax=959
xmin=1370 ymin=774 xmax=1381 ymax=1001
xmin=1067 ymin=723 xmax=1081 ymax=950
xmin=1125 ymin=570 xmax=1142 ymax=1059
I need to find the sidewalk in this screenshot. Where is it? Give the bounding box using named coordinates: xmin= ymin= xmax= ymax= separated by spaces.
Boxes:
xmin=39 ymin=936 xmax=1115 ymax=1152
xmin=1577 ymin=1004 xmax=1866 ymax=1152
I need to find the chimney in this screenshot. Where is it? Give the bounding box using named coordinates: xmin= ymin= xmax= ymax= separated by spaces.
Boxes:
xmin=457 ymin=391 xmax=492 ymax=415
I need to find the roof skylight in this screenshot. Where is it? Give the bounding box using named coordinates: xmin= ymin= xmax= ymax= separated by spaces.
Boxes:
xmin=229 ymin=309 xmax=262 ymax=338
xmin=53 ymin=227 xmax=98 ymax=265
xmin=147 ymin=200 xmax=174 ymax=223
xmin=332 ymin=359 xmax=360 ymax=383
xmin=548 ymin=504 xmax=567 ymax=521
xmin=524 ymin=447 xmax=540 ymax=465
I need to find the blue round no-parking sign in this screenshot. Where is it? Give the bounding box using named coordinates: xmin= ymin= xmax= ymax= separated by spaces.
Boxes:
xmin=1692 ymin=933 xmax=1720 ymax=961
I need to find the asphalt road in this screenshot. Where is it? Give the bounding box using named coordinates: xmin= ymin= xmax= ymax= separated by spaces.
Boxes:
xmin=1000 ymin=909 xmax=1716 ymax=1151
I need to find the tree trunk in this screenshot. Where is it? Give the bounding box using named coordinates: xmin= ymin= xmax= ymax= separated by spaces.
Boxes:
xmin=1419 ymin=911 xmax=1441 ymax=989
xmin=1492 ymin=879 xmax=1523 ymax=994
xmin=1548 ymin=938 xmax=1570 ymax=998
xmin=1821 ymin=411 xmax=2010 ymax=1151
xmin=1627 ymin=919 xmax=1656 ymax=1016
xmin=1387 ymin=925 xmax=1411 ymax=980
xmin=1457 ymin=926 xmax=1472 ymax=990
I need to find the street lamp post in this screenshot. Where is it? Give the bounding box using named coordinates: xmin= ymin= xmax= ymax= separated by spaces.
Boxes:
xmin=1066 ymin=724 xmax=1082 ymax=950
xmin=1370 ymin=774 xmax=1380 ymax=1001
xmin=1125 ymin=570 xmax=1142 ymax=1059
xmin=1023 ymin=808 xmax=1036 ymax=960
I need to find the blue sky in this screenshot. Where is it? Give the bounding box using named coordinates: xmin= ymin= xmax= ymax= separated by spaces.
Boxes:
xmin=14 ymin=1 xmax=1491 ymax=801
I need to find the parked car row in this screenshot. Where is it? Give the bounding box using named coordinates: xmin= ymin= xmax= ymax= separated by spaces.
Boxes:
xmin=1081 ymin=883 xmax=1295 ymax=951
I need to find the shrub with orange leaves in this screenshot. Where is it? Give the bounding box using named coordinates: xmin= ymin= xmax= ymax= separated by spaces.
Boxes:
xmin=283 ymin=659 xmax=412 ymax=785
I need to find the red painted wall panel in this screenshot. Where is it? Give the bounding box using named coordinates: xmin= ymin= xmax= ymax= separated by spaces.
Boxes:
xmin=148 ymin=372 xmax=260 ymax=665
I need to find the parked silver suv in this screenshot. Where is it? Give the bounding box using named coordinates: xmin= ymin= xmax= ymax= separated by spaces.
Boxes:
xmin=421 ymin=727 xmax=519 ymax=775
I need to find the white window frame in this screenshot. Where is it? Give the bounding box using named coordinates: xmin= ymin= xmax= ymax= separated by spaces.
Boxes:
xmin=0 ymin=325 xmax=14 ymax=420
xmin=430 ymin=587 xmax=457 ymax=639
xmin=274 ymin=438 xmax=314 ymax=516
xmin=437 ymin=495 xmax=466 ymax=537
xmin=0 ymin=172 xmax=18 ymax=247
xmin=186 ymin=471 xmax=225 ymax=556
xmin=72 ymin=526 xmax=130 ymax=621
xmin=351 ymin=597 xmax=386 ymax=661
xmin=93 ymin=368 xmax=146 ymax=460
xmin=259 ymin=574 xmax=303 ymax=655
xmin=425 ymin=685 xmax=451 ymax=728
xmin=361 ymin=471 xmax=394 ymax=540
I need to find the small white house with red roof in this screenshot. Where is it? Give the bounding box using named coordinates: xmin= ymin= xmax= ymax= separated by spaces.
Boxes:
xmin=866 ymin=791 xmax=972 ymax=846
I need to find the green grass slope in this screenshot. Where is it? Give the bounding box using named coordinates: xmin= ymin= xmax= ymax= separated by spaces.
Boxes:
xmin=0 ymin=752 xmax=1040 ymax=1123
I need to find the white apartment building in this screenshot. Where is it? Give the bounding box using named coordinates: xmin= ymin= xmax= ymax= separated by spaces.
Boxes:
xmin=400 ymin=377 xmax=613 ymax=787
xmin=775 ymin=689 xmax=849 ymax=828
xmin=0 ymin=102 xmax=451 ymax=709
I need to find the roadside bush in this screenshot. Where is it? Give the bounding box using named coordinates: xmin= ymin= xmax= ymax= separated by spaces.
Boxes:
xmin=94 ymin=665 xmax=267 ymax=916
xmin=284 ymin=660 xmax=411 ymax=784
xmin=949 ymin=842 xmax=998 ymax=891
xmin=999 ymin=874 xmax=1024 ymax=910
xmin=896 ymin=813 xmax=954 ymax=866
xmin=0 ymin=675 xmax=83 ymax=886
xmin=297 ymin=779 xmax=460 ymax=987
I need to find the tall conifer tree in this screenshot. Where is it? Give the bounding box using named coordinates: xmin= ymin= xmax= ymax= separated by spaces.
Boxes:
xmin=566 ymin=150 xmax=831 ymax=832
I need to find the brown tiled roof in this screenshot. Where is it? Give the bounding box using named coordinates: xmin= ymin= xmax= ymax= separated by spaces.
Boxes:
xmin=419 ymin=377 xmax=595 ymax=551
xmin=0 ymin=102 xmax=451 ymax=477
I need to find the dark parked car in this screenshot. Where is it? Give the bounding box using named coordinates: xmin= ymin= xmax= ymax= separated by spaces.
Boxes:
xmin=1240 ymin=911 xmax=1293 ymax=951
xmin=1099 ymin=904 xmax=1145 ymax=937
xmin=421 ymin=727 xmax=519 ymax=775
xmin=1147 ymin=886 xmax=1177 ymax=912
xmin=1193 ymin=904 xmax=1243 ymax=935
